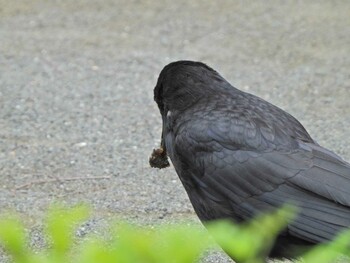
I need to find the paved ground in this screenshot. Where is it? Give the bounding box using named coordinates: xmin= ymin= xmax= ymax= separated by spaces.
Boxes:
xmin=0 ymin=0 xmax=349 ymax=262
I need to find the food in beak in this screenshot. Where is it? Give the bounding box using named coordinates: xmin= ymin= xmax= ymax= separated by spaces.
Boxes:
xmin=149 ymin=147 xmax=170 ymax=169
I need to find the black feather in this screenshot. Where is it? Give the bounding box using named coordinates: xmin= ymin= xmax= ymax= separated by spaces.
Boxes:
xmin=151 ymin=60 xmax=350 ymax=260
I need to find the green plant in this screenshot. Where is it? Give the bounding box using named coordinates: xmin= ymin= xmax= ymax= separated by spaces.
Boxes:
xmin=206 ymin=206 xmax=295 ymax=263
xmin=0 ymin=205 xmax=348 ymax=263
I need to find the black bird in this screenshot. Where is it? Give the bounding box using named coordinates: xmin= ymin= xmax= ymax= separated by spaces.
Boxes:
xmin=149 ymin=60 xmax=350 ymax=260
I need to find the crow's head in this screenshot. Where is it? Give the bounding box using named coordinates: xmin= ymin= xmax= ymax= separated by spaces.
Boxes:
xmin=153 ymin=60 xmax=222 ymax=116
xmin=150 ymin=60 xmax=223 ymax=169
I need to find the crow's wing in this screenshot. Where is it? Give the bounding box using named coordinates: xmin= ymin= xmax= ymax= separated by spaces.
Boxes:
xmin=171 ymin=120 xmax=350 ymax=243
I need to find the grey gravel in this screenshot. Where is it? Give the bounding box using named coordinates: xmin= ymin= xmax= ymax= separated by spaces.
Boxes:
xmin=0 ymin=0 xmax=349 ymax=262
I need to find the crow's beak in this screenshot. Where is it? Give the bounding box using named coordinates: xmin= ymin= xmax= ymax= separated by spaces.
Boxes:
xmin=149 ymin=111 xmax=170 ymax=169
xmin=160 ymin=113 xmax=167 ymax=152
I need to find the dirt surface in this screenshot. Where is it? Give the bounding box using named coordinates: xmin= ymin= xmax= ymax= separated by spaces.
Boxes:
xmin=0 ymin=0 xmax=349 ymax=262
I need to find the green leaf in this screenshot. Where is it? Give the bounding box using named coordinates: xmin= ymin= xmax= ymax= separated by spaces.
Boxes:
xmin=0 ymin=214 xmax=28 ymax=263
xmin=206 ymin=205 xmax=296 ymax=263
xmin=45 ymin=204 xmax=89 ymax=259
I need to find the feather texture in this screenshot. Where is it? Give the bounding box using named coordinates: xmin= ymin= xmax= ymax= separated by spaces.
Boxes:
xmin=153 ymin=60 xmax=350 ymax=259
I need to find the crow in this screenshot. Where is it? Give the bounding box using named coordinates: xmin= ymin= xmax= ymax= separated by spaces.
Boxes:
xmin=149 ymin=60 xmax=350 ymax=260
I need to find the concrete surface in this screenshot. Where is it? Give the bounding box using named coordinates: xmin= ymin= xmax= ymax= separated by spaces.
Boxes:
xmin=0 ymin=0 xmax=349 ymax=262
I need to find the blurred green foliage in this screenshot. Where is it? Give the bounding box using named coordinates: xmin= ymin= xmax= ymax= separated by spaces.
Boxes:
xmin=206 ymin=206 xmax=296 ymax=263
xmin=0 ymin=205 xmax=348 ymax=263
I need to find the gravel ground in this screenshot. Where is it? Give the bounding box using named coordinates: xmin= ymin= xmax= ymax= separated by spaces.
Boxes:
xmin=0 ymin=0 xmax=349 ymax=262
